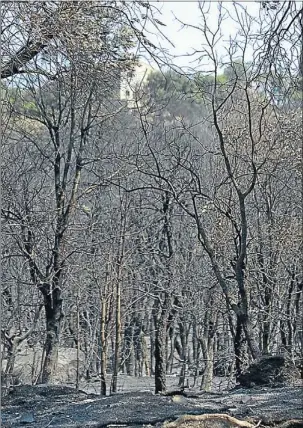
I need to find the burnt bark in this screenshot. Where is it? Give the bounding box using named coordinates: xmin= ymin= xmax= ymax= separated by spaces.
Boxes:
xmin=124 ymin=322 xmax=135 ymax=376
xmin=178 ymin=320 xmax=189 ymax=388
xmin=154 ymin=311 xmax=167 ymax=394
xmin=153 ymin=293 xmax=172 ymax=394
xmin=152 ymin=191 xmax=174 ymax=394
xmin=199 ymin=312 xmax=216 ymax=392
xmin=1 ymin=39 xmax=50 ymax=80
xmin=234 ymin=314 xmax=248 ymax=379
xmin=111 ymin=277 xmax=121 ymax=393
xmin=149 ymin=318 xmax=155 ymax=376
xmin=40 ymin=286 xmax=64 ymax=384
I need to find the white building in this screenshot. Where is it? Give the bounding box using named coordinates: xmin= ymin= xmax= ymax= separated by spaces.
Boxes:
xmin=120 ymin=61 xmax=154 ymax=106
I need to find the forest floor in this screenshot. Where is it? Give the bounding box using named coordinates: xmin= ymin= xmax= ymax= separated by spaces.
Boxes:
xmin=1 ymin=376 xmax=302 ymax=428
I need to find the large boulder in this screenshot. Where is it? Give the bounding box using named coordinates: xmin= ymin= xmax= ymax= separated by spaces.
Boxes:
xmin=238 ymin=355 xmax=300 ymax=388
xmin=2 ymin=346 xmax=85 ymax=385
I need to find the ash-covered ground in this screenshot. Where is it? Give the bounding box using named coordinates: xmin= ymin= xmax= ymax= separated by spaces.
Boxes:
xmin=1 ymin=376 xmax=302 ymax=427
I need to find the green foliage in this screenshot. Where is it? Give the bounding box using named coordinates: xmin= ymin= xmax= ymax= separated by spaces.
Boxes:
xmin=216 ymin=74 xmax=228 ymax=84
xmin=144 ymin=69 xmax=236 ymax=121
xmin=223 ymin=61 xmax=252 ymax=82
xmin=143 ymin=70 xmax=200 ymax=119
xmin=22 ymin=100 xmax=39 ymax=114
xmin=146 ymin=70 xmax=196 ymax=102
xmin=146 ymin=69 xmax=232 ymax=105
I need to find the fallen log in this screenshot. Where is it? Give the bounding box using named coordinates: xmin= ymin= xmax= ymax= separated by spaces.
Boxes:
xmin=164 ymin=413 xmax=256 ymax=428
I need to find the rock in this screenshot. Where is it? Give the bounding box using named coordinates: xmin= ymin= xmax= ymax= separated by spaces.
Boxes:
xmin=19 ymin=411 xmax=35 ymax=424
xmin=171 ymin=395 xmax=188 ymax=404
xmin=2 ymin=346 xmax=85 ymax=385
xmin=238 ymin=355 xmax=300 ymax=388
xmin=240 ymin=396 xmax=251 ymax=404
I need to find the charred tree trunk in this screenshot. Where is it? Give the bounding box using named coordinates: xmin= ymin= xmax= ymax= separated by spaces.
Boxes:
xmin=199 ymin=313 xmax=216 ymax=392
xmin=167 ymin=323 xmax=175 ymax=374
xmin=192 ymin=321 xmax=201 ymax=387
xmin=40 ymin=287 xmax=63 ymax=383
xmin=150 ymin=317 xmax=155 ymax=376
xmin=124 ymin=321 xmax=135 ymax=376
xmin=100 ymin=297 xmax=108 ymax=396
xmin=234 ymin=314 xmax=248 ymax=379
xmin=111 ymin=201 xmax=126 ymax=394
xmin=241 ymin=312 xmax=260 ymax=361
xmin=178 ymin=320 xmax=189 ymax=388
xmin=111 ymin=277 xmax=121 ymax=393
xmin=154 ymin=315 xmax=167 ymax=393
xmin=152 ymin=191 xmax=175 ymax=393
xmin=153 ymin=295 xmax=171 ymax=394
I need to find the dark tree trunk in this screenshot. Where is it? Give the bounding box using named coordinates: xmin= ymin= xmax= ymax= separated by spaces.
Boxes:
xmin=153 ymin=192 xmax=174 ymax=393
xmin=111 ymin=275 xmax=121 ymax=393
xmin=167 ymin=324 xmax=175 ymax=374
xmin=100 ymin=326 xmax=107 ymax=396
xmin=178 ymin=321 xmax=189 ymax=388
xmin=192 ymin=323 xmax=201 ymax=387
xmin=262 ymin=316 xmax=270 ymax=355
xmin=40 ymin=287 xmax=63 ymax=383
xmin=100 ymin=304 xmax=107 ymax=396
xmin=234 ymin=315 xmax=243 ymax=379
xmin=153 ymin=295 xmax=170 ymax=394
xmin=124 ymin=322 xmax=135 ymax=376
xmin=100 ymin=373 xmax=106 ymax=396
xmin=262 ymin=281 xmax=272 ymax=354
xmin=242 ymin=314 xmax=260 ymax=361
xmin=149 ymin=317 xmax=155 ymax=376
xmin=199 ymin=312 xmax=216 ymax=392
xmin=154 ymin=316 xmax=167 ymax=393
xmin=236 ymin=268 xmax=261 ymax=361
xmin=280 ymin=320 xmax=287 ymax=349
xmin=234 ymin=314 xmax=248 ymax=380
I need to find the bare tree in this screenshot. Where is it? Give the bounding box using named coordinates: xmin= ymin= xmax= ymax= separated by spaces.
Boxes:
xmin=132 ymin=1 xmax=302 ymax=381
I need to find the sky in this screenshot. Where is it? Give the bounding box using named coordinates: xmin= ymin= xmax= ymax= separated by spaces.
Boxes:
xmin=141 ymin=1 xmax=261 ymax=71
